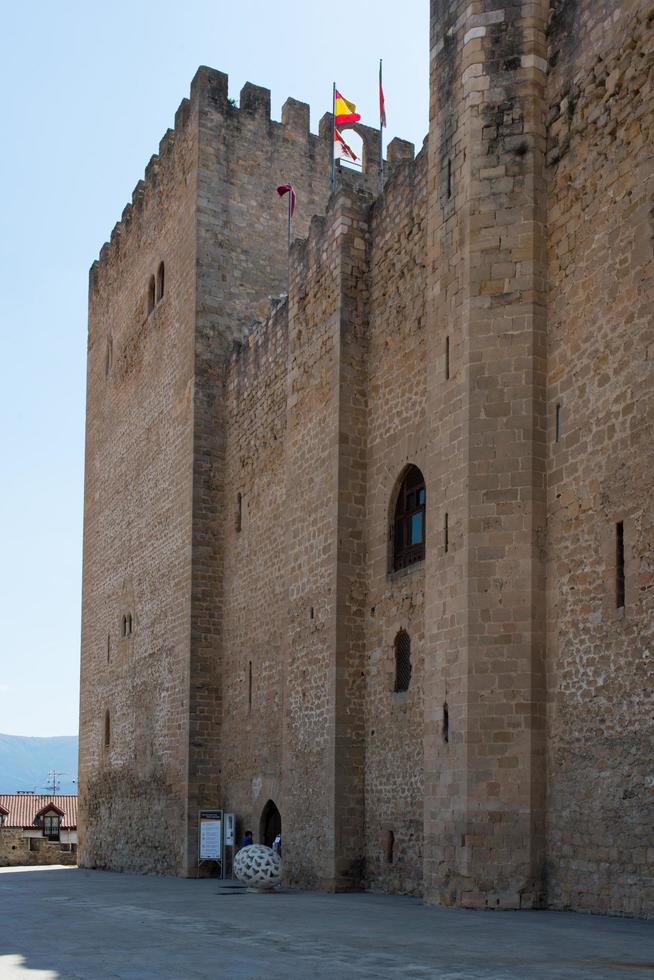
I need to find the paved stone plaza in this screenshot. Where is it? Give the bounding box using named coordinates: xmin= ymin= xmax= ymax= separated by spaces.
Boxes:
xmin=0 ymin=867 xmax=653 ymax=979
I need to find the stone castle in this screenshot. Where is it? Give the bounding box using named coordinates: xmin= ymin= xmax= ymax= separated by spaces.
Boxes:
xmin=79 ymin=0 xmax=654 ymax=916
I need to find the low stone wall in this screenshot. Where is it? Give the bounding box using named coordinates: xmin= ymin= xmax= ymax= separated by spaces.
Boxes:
xmin=0 ymin=830 xmax=77 ymax=867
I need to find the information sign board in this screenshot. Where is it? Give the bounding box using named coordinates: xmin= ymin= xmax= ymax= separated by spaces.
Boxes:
xmin=199 ymin=810 xmax=222 ymax=861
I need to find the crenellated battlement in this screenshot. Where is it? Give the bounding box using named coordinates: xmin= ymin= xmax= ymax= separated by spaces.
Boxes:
xmin=288 ymin=136 xmax=424 ymax=278
xmin=225 ymin=128 xmax=426 ymax=397
xmin=88 ymin=84 xmax=196 ymax=294
xmin=89 ymin=64 xmax=418 ymax=299
xmin=89 ymin=66 xmax=326 ymax=293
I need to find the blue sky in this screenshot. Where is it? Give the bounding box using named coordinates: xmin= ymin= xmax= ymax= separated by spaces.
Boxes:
xmin=0 ymin=1 xmax=429 ymax=738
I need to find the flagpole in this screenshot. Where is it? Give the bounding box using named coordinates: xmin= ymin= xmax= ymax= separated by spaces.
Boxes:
xmin=379 ymin=60 xmax=384 ymax=194
xmin=331 ymin=81 xmax=336 ymax=195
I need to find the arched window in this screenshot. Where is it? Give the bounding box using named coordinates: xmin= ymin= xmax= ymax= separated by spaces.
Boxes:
xmin=156 ymin=261 xmax=165 ymax=302
xmin=104 ymin=709 xmax=111 ymax=748
xmin=334 ymin=121 xmax=377 ymax=176
xmin=392 ymin=465 xmax=426 ymax=571
xmin=147 ymin=275 xmax=155 ymax=314
xmin=394 ymin=630 xmax=412 ymax=693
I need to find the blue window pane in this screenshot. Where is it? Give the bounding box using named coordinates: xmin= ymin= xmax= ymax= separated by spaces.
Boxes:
xmin=410 ymin=512 xmax=423 ymax=545
xmin=418 ymin=488 xmax=425 ymax=505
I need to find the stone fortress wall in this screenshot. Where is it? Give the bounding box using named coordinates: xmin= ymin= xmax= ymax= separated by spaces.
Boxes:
xmin=80 ymin=0 xmax=653 ymax=915
xmin=545 ymin=0 xmax=654 ymax=917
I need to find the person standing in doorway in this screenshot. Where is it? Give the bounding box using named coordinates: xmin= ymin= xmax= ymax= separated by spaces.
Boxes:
xmin=242 ymin=830 xmax=253 ymax=848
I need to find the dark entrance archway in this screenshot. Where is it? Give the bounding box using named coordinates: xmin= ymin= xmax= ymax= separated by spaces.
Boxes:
xmin=260 ymin=799 xmax=281 ymax=848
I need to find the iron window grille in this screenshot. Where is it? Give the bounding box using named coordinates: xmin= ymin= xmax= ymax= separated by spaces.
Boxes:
xmin=394 ymin=630 xmax=412 ymax=693
xmin=393 ymin=466 xmax=426 ymax=571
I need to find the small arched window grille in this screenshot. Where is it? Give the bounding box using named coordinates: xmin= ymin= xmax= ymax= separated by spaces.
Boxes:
xmin=156 ymin=261 xmax=165 ymax=302
xmin=147 ymin=275 xmax=156 ymax=314
xmin=393 ymin=465 xmax=426 ymax=571
xmin=394 ymin=630 xmax=412 ymax=693
xmin=104 ymin=710 xmax=111 ymax=748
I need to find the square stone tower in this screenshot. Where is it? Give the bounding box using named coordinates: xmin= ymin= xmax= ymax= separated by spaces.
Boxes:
xmin=79 ymin=69 xmax=337 ymax=874
xmin=423 ymin=0 xmax=549 ymax=908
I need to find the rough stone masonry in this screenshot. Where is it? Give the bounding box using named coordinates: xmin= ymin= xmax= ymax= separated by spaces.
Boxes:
xmin=79 ymin=0 xmax=654 ymax=916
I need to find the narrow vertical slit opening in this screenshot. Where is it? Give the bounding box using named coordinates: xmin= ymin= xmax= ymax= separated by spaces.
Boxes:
xmin=447 ymin=158 xmax=452 ymax=199
xmin=445 ymin=335 xmax=450 ymax=380
xmin=248 ymin=660 xmax=252 ymax=712
xmin=386 ymin=830 xmax=395 ymax=864
xmin=555 ymin=403 xmax=561 ymax=442
xmin=236 ymin=493 xmax=242 ymax=532
xmin=444 ymin=512 xmax=449 ymax=554
xmin=616 ymin=521 xmax=625 ymax=609
xmin=442 ymin=702 xmax=449 ymax=744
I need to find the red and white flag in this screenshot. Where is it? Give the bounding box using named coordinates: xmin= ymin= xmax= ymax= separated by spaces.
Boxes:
xmin=379 ymin=60 xmax=387 ymax=128
xmin=276 ymin=183 xmax=296 ymax=216
xmin=334 ymin=128 xmax=358 ymax=162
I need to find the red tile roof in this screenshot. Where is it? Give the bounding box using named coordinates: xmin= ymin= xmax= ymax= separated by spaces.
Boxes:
xmin=0 ymin=795 xmax=77 ymax=829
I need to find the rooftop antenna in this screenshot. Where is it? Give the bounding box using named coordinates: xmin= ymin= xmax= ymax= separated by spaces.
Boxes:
xmin=44 ymin=771 xmax=65 ymax=794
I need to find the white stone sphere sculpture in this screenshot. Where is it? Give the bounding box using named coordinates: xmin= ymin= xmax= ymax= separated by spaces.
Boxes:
xmin=234 ymin=844 xmax=282 ymax=891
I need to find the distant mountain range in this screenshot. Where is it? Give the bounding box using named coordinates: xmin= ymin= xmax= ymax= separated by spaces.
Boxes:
xmin=0 ymin=734 xmax=78 ymax=794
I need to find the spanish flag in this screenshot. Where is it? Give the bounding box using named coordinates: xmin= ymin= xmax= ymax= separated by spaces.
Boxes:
xmin=335 ymin=90 xmax=361 ymax=126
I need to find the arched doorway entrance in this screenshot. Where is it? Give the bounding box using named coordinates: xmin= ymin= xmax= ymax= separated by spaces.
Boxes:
xmin=260 ymin=799 xmax=281 ymax=848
